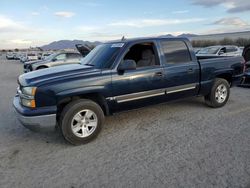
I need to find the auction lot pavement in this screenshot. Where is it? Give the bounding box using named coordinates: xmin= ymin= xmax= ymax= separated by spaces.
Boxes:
xmin=0 ymin=55 xmax=249 ymax=188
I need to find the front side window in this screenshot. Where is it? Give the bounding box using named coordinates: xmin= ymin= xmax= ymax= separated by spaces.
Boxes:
xmin=161 ymin=40 xmax=191 ymax=64
xmin=55 ymin=54 xmax=66 ymax=61
xmin=123 ymin=42 xmax=159 ymax=68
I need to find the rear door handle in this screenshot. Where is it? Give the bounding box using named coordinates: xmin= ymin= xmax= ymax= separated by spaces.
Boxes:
xmin=187 ymin=68 xmax=194 ymax=73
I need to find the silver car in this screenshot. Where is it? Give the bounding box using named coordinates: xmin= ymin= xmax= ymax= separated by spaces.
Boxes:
xmin=24 ymin=52 xmax=83 ymax=72
xmin=196 ymin=45 xmax=242 ymax=58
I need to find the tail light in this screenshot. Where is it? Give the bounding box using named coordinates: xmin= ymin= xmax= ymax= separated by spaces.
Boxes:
xmin=241 ymin=59 xmax=246 ymax=73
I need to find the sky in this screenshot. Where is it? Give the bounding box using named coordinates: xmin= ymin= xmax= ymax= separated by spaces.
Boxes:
xmin=0 ymin=0 xmax=250 ymax=49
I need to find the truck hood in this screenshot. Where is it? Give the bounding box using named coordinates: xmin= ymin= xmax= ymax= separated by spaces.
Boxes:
xmin=19 ymin=64 xmax=100 ymax=87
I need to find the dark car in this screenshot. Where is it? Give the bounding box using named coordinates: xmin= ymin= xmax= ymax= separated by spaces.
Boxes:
xmin=13 ymin=37 xmax=244 ymax=145
xmin=241 ymin=45 xmax=250 ymax=86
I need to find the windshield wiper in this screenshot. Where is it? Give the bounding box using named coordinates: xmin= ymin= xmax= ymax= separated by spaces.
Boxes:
xmin=84 ymin=63 xmax=95 ymax=67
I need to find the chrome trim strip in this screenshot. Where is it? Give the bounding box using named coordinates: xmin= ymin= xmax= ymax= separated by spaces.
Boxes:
xmin=117 ymin=92 xmax=165 ymax=103
xmin=106 ymin=83 xmax=198 ymax=103
xmin=167 ymin=84 xmax=197 ymax=94
xmin=17 ymin=87 xmax=34 ymax=100
xmin=115 ymin=88 xmax=166 ymax=103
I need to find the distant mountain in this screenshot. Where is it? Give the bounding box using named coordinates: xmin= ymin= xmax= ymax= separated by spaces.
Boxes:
xmin=160 ymin=34 xmax=174 ymax=38
xmin=159 ymin=33 xmax=198 ymax=38
xmin=40 ymin=31 xmax=250 ymax=50
xmin=177 ymin=33 xmax=199 ymax=38
xmin=41 ymin=40 xmax=101 ymax=50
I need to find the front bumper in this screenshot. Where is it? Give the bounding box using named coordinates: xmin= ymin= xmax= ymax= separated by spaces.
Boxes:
xmin=13 ymin=96 xmax=57 ymax=132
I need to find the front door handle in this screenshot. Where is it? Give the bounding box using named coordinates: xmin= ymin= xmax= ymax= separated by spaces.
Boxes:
xmin=155 ymin=72 xmax=163 ymax=77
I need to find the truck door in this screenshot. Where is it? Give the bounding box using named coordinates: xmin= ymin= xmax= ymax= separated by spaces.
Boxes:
xmin=159 ymin=39 xmax=200 ymax=99
xmin=111 ymin=41 xmax=166 ymax=110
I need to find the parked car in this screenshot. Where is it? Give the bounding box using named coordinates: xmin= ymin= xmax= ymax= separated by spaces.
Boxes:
xmin=41 ymin=52 xmax=53 ymax=60
xmin=21 ymin=52 xmax=39 ymax=63
xmin=13 ymin=37 xmax=244 ymax=145
xmin=6 ymin=52 xmax=15 ymax=60
xmin=23 ymin=51 xmax=85 ymax=72
xmin=196 ymin=45 xmax=242 ymax=59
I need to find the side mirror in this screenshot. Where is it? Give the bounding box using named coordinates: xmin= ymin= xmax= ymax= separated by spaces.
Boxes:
xmin=52 ymin=58 xmax=57 ymax=62
xmin=118 ymin=60 xmax=136 ymax=72
xmin=219 ymin=51 xmax=225 ymax=55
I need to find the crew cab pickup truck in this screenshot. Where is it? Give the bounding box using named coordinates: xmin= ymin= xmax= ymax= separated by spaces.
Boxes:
xmin=13 ymin=37 xmax=245 ymax=145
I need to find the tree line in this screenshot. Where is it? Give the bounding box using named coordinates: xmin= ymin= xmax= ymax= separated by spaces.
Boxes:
xmin=192 ymin=38 xmax=250 ymax=48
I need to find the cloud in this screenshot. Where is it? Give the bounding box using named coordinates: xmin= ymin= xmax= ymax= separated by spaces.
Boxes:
xmin=31 ymin=12 xmax=40 ymax=16
xmin=191 ymin=0 xmax=250 ymax=13
xmin=54 ymin=11 xmax=75 ymax=18
xmin=212 ymin=17 xmax=249 ymax=27
xmin=0 ymin=15 xmax=26 ymax=32
xmin=172 ymin=10 xmax=189 ymax=14
xmin=10 ymin=39 xmax=32 ymax=45
xmin=109 ymin=18 xmax=205 ymax=28
xmin=83 ymin=2 xmax=101 ymax=7
xmin=77 ymin=26 xmax=99 ymax=32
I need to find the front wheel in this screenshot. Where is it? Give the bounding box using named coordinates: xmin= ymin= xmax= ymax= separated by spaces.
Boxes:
xmin=205 ymin=78 xmax=230 ymax=108
xmin=59 ymin=99 xmax=105 ymax=145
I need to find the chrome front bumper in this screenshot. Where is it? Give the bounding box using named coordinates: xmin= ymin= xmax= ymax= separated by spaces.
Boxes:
xmin=14 ymin=109 xmax=57 ymax=131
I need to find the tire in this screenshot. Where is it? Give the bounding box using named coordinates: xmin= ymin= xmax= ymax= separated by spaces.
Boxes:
xmin=205 ymin=78 xmax=230 ymax=108
xmin=59 ymin=99 xmax=105 ymax=145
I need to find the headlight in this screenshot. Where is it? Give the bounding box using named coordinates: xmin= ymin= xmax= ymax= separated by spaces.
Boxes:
xmin=20 ymin=87 xmax=37 ymax=108
xmin=22 ymin=87 xmax=37 ymax=96
xmin=21 ymin=98 xmax=36 ymax=108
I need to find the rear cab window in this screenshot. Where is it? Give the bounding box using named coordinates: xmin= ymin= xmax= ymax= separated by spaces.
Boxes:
xmin=160 ymin=40 xmax=192 ymax=65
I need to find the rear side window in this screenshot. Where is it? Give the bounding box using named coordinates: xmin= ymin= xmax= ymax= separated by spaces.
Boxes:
xmin=68 ymin=53 xmax=81 ymax=59
xmin=226 ymin=47 xmax=238 ymax=53
xmin=161 ymin=40 xmax=191 ymax=64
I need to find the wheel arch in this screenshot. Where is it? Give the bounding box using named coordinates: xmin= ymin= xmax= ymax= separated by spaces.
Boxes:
xmin=56 ymin=92 xmax=110 ymax=120
xmin=215 ymin=73 xmax=232 ymax=86
xmin=36 ymin=65 xmax=49 ymax=70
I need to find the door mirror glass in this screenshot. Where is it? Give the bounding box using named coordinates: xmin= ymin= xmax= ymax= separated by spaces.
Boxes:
xmin=118 ymin=60 xmax=136 ymax=72
xmin=219 ymin=50 xmax=225 ymax=55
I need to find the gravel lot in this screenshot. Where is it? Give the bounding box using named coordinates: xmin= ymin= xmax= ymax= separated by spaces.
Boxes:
xmin=0 ymin=54 xmax=249 ymax=188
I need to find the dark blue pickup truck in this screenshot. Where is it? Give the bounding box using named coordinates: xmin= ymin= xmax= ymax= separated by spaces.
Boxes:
xmin=13 ymin=37 xmax=245 ymax=145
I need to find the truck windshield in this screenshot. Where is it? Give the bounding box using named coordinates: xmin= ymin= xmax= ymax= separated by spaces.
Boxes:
xmin=198 ymin=47 xmax=220 ymax=55
xmin=81 ymin=43 xmax=124 ymax=69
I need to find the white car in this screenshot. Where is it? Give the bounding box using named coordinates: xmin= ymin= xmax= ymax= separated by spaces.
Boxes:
xmin=41 ymin=52 xmax=53 ymax=60
xmin=196 ymin=45 xmax=242 ymax=58
xmin=21 ymin=53 xmax=39 ymax=63
xmin=6 ymin=52 xmax=15 ymax=60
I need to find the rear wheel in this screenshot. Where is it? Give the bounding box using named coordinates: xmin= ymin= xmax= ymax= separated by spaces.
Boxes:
xmin=205 ymin=78 xmax=230 ymax=108
xmin=59 ymin=99 xmax=104 ymax=145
